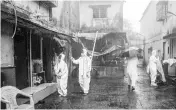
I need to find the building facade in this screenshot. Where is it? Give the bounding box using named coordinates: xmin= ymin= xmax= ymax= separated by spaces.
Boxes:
xmin=52 ymin=0 xmax=80 ymax=32
xmin=140 ymin=0 xmax=176 ymax=63
xmin=79 ymin=0 xmax=124 ymax=33
xmin=1 ymin=0 xmax=79 ymax=91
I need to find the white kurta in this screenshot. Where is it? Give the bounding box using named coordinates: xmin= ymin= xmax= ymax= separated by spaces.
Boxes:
xmin=54 ymin=60 xmax=68 ymax=96
xmin=126 ymin=57 xmax=138 ymax=87
xmin=73 ymin=56 xmax=91 ymax=93
xmin=149 ymin=55 xmax=157 ymax=85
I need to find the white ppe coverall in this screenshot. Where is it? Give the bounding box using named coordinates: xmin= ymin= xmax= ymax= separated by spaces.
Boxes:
xmin=126 ymin=57 xmax=138 ymax=87
xmin=54 ymin=60 xmax=68 ymax=96
xmin=149 ymin=55 xmax=157 ymax=85
xmin=73 ymin=56 xmax=91 ymax=94
xmin=156 ymin=57 xmax=166 ymax=82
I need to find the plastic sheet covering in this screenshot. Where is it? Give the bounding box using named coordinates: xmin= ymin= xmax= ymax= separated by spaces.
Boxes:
xmin=76 ymin=35 xmax=123 ymax=57
xmin=72 ymin=32 xmax=126 ymax=58
xmin=120 ymin=47 xmax=141 ymax=58
xmin=77 ymin=33 xmax=105 ymax=40
xmin=71 ymin=37 xmax=84 ymax=59
xmin=53 ymin=37 xmax=66 ymax=47
xmin=87 ymin=45 xmax=122 ymax=56
xmin=163 ymin=59 xmax=176 ymax=66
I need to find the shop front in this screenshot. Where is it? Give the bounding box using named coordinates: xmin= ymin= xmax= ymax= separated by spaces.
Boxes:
xmin=163 ymin=33 xmax=176 ymax=78
xmin=1 ymin=3 xmax=72 ymax=104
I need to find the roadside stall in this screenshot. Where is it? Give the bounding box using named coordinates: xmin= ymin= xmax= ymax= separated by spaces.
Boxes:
xmin=72 ymin=32 xmax=127 ymax=78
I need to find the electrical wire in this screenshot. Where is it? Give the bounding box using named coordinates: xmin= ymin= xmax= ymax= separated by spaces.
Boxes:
xmin=9 ymin=0 xmax=17 ymax=38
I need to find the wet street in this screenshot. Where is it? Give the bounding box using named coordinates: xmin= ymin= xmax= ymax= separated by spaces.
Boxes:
xmin=35 ymin=67 xmax=176 ymax=109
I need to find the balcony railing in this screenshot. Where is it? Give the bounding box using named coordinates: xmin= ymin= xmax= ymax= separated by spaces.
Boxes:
xmin=156 ymin=1 xmax=168 ymax=21
xmin=92 ymin=18 xmax=112 ymax=27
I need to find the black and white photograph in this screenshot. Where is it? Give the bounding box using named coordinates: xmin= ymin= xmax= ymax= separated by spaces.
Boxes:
xmin=1 ymin=0 xmax=176 ymax=109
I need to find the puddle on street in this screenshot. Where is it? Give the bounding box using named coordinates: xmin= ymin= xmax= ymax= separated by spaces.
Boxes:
xmin=93 ymin=95 xmax=108 ymax=102
xmin=108 ymin=101 xmax=129 ymax=109
xmin=35 ymin=68 xmax=176 ymax=109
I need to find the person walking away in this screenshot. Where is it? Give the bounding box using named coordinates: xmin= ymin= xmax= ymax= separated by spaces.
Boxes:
xmin=54 ymin=53 xmax=68 ymax=97
xmin=126 ymin=54 xmax=138 ymax=91
xmin=71 ymin=49 xmax=91 ymax=95
xmin=156 ymin=50 xmax=166 ymax=83
xmin=148 ymin=50 xmax=158 ymax=86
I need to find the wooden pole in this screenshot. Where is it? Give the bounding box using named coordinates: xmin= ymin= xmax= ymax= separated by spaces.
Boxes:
xmin=90 ymin=31 xmax=98 ymax=67
xmin=40 ymin=37 xmax=43 ymax=62
xmin=27 ymin=30 xmax=30 ymax=88
xmin=29 ymin=30 xmax=32 ymax=87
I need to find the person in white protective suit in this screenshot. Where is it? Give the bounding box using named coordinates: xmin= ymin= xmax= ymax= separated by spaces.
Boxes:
xmin=71 ymin=49 xmax=92 ymax=95
xmin=148 ymin=50 xmax=158 ymax=86
xmin=156 ymin=50 xmax=166 ymax=83
xmin=126 ymin=54 xmax=138 ymax=91
xmin=54 ymin=53 xmax=68 ymax=96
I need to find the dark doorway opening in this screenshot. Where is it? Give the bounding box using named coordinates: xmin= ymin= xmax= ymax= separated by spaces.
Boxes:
xmin=14 ymin=27 xmax=29 ymax=89
xmin=43 ymin=37 xmax=53 ymax=82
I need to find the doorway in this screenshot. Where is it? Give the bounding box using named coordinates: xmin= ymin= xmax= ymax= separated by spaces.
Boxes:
xmin=14 ymin=28 xmax=29 ymax=89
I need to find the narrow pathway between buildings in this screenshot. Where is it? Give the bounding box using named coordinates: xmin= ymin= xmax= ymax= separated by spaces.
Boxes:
xmin=35 ymin=67 xmax=176 ymax=109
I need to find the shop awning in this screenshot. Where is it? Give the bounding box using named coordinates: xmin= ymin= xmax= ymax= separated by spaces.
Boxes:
xmin=163 ymin=33 xmax=176 ymax=39
xmin=53 ymin=37 xmax=67 ymax=47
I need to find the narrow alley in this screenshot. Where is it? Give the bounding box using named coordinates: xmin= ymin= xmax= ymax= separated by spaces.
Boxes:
xmin=1 ymin=0 xmax=176 ymax=109
xmin=35 ymin=67 xmax=176 ymax=109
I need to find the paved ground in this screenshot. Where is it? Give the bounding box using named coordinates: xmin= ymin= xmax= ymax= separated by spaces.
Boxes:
xmin=35 ymin=67 xmax=176 ymax=109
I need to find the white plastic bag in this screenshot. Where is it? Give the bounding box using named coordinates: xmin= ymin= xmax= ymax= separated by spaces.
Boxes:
xmin=146 ymin=64 xmax=150 ymax=74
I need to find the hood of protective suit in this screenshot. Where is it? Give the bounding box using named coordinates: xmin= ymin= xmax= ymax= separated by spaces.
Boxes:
xmin=152 ymin=50 xmax=157 ymax=57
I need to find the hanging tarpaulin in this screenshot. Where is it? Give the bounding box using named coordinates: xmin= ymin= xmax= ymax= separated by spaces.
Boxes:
xmin=72 ymin=33 xmax=79 ymax=43
xmin=53 ymin=37 xmax=67 ymax=47
xmin=72 ymin=37 xmax=79 ymax=42
xmin=77 ymin=33 xmax=106 ymax=40
xmin=120 ymin=47 xmax=142 ymax=58
xmin=76 ymin=36 xmax=122 ymax=57
xmin=71 ymin=32 xmax=126 ymax=59
xmin=87 ymin=45 xmax=122 ymax=57
xmin=77 ymin=32 xmax=126 ymax=55
xmin=77 ymin=33 xmax=105 ymax=52
xmin=52 ymin=37 xmax=66 ymax=55
xmin=71 ymin=35 xmax=84 ymax=59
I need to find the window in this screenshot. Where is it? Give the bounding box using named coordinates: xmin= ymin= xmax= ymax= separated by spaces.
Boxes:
xmin=156 ymin=1 xmax=168 ymax=21
xmin=93 ymin=7 xmax=107 ymax=18
xmin=89 ymin=5 xmax=110 ymax=18
xmin=170 ymin=39 xmax=176 ymax=58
